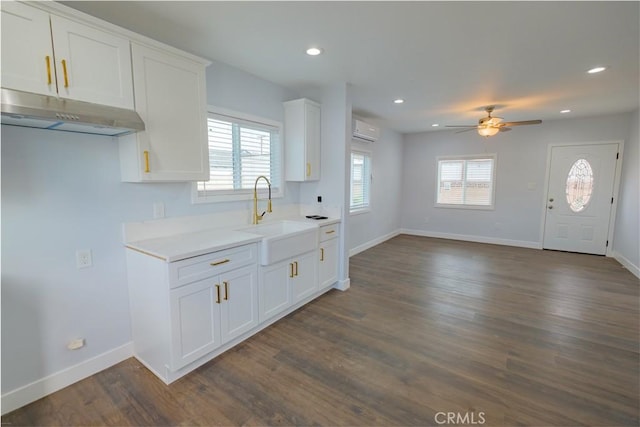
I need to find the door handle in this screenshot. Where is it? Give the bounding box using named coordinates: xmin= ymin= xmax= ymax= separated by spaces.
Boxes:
xmin=223 ymin=281 xmax=229 ymax=300
xmin=215 ymin=284 xmax=221 ymax=304
xmin=61 ymin=59 xmax=69 ymax=87
xmin=294 ymin=261 xmax=298 ymax=276
xmin=548 ymin=205 xmax=553 ymax=209
xmin=143 ymin=150 xmax=150 ymax=173
xmin=45 ymin=56 xmax=52 ymax=85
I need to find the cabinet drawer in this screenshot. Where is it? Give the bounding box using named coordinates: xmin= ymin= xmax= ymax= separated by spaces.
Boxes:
xmin=319 ymin=223 xmax=339 ymax=242
xmin=170 ymin=244 xmax=257 ymax=288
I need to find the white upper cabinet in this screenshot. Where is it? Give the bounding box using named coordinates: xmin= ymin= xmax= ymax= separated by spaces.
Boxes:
xmin=119 ymin=43 xmax=209 ymax=182
xmin=49 ymin=15 xmax=134 ymax=109
xmin=284 ymin=98 xmax=321 ymax=181
xmin=1 ymin=2 xmax=55 ymax=96
xmin=1 ymin=1 xmax=134 ymax=109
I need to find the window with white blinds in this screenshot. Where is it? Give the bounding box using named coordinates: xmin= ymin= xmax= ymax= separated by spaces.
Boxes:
xmin=350 ymin=150 xmax=372 ymax=212
xmin=436 ymin=155 xmax=496 ymax=209
xmin=194 ymin=110 xmax=282 ymax=202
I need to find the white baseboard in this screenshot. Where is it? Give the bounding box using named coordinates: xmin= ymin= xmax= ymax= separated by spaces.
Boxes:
xmin=333 ymin=278 xmax=351 ymax=291
xmin=349 ymin=230 xmax=401 ymax=257
xmin=612 ymin=251 xmax=640 ymax=279
xmin=1 ymin=342 xmax=133 ymax=415
xmin=400 ymin=228 xmax=542 ymax=250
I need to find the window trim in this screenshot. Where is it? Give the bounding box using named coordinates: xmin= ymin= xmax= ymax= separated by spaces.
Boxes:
xmin=192 ymin=106 xmax=284 ymax=204
xmin=434 ymin=154 xmax=497 ymax=210
xmin=349 ymin=148 xmax=372 ymax=215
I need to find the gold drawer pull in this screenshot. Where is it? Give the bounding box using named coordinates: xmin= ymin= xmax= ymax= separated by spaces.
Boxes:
xmin=306 ymin=162 xmax=311 ymax=177
xmin=215 ymin=284 xmax=221 ymax=304
xmin=61 ymin=59 xmax=69 ymax=87
xmin=143 ymin=150 xmax=150 ymax=173
xmin=210 ymin=259 xmax=230 ymax=266
xmin=325 ymin=230 xmax=335 ymax=234
xmin=294 ymin=261 xmax=298 ymax=276
xmin=320 ymin=248 xmax=324 ymax=261
xmin=45 ymin=56 xmax=52 ymax=85
xmin=289 ymin=263 xmax=294 ymax=278
xmin=223 ymin=281 xmax=229 ymax=300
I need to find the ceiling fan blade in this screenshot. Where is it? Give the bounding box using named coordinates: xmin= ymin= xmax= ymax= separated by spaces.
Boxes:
xmin=501 ymin=120 xmax=542 ymax=127
xmin=499 ymin=127 xmax=512 ymax=132
xmin=455 ymin=128 xmax=478 ymax=134
xmin=445 ymin=125 xmax=477 ymax=128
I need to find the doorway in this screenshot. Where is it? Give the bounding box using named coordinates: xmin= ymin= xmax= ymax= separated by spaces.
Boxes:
xmin=543 ymin=143 xmax=620 ymax=255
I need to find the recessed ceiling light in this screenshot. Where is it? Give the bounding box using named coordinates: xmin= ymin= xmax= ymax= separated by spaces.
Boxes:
xmin=306 ymin=47 xmax=323 ymax=56
xmin=432 ymin=124 xmax=439 ymax=127
xmin=560 ymin=109 xmax=571 ymax=113
xmin=393 ymin=99 xmax=404 ymax=104
xmin=587 ymin=66 xmax=607 ymax=74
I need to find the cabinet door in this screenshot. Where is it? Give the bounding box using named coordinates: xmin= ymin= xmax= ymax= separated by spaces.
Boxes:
xmin=292 ymin=251 xmax=319 ymax=304
xmin=319 ymin=238 xmax=338 ymax=290
xmin=129 ymin=43 xmax=209 ymax=182
xmin=259 ymin=261 xmax=291 ymax=322
xmin=304 ymin=101 xmax=321 ymax=181
xmin=49 ymin=15 xmax=133 ymax=109
xmin=284 ymin=98 xmax=321 ymax=182
xmin=1 ymin=2 xmax=56 ymax=96
xmin=169 ymin=278 xmax=221 ymax=370
xmin=220 ymin=265 xmax=259 ymax=343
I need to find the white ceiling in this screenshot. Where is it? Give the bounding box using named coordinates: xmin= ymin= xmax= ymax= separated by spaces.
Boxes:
xmin=63 ymin=1 xmax=639 ymax=134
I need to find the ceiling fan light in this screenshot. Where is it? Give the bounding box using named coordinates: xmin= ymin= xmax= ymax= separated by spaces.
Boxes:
xmin=478 ymin=126 xmax=500 ymax=137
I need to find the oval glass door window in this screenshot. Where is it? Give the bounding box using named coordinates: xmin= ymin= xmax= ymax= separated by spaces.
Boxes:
xmin=566 ymin=159 xmax=594 ymax=212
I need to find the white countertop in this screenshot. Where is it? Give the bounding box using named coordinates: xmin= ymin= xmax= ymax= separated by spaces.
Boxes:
xmin=125 ymin=216 xmax=340 ymax=262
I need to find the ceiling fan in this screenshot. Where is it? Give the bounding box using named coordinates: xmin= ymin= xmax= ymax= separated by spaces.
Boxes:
xmin=446 ymin=106 xmax=542 ymax=137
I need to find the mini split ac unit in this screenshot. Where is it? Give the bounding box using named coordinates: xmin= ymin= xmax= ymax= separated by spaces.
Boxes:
xmin=352 ymin=119 xmax=380 ymax=142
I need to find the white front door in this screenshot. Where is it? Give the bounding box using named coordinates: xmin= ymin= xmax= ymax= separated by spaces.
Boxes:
xmin=543 ymin=143 xmax=619 ymax=255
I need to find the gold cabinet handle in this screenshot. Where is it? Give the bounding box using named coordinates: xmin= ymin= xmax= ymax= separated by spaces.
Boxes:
xmin=45 ymin=56 xmax=52 ymax=85
xmin=143 ymin=150 xmax=150 ymax=173
xmin=215 ymin=284 xmax=221 ymax=304
xmin=289 ymin=263 xmax=294 ymax=278
xmin=306 ymin=162 xmax=311 ymax=177
xmin=223 ymin=281 xmax=229 ymax=300
xmin=325 ymin=230 xmax=335 ymax=234
xmin=294 ymin=261 xmax=298 ymax=277
xmin=61 ymin=59 xmax=69 ymax=88
xmin=210 ymin=259 xmax=230 ymax=266
xmin=320 ymin=248 xmax=324 ymax=261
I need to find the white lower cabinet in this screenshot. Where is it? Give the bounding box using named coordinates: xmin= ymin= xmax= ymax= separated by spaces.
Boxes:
xmin=169 ymin=278 xmax=221 ymax=369
xmin=291 ymin=251 xmax=319 ymax=303
xmin=319 ymin=237 xmax=339 ymax=290
xmin=319 ymin=223 xmax=340 ymax=290
xmin=259 ymin=250 xmax=318 ymax=322
xmin=127 ymin=222 xmax=341 ymax=384
xmin=126 ymin=243 xmax=258 ymax=382
xmin=169 ymin=263 xmax=257 ymax=370
xmin=259 ymin=261 xmax=291 ymax=322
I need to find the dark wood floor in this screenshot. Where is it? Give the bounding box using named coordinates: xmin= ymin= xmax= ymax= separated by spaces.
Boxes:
xmin=3 ymin=235 xmax=639 ymax=426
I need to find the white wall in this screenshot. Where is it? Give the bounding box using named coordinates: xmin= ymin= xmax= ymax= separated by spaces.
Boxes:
xmin=1 ymin=60 xmax=299 ymax=396
xmin=401 ymin=112 xmax=634 ymax=248
xmin=348 ymin=124 xmax=404 ymax=255
xmin=612 ymin=109 xmax=639 ymax=275
xmin=299 ymin=83 xmax=353 ymax=284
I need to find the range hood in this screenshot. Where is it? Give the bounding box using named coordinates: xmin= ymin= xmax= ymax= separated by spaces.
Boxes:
xmin=1 ymin=88 xmax=145 ymax=136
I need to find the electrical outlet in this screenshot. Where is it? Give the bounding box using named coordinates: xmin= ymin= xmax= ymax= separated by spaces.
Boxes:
xmin=153 ymin=202 xmax=165 ymax=219
xmin=76 ymin=250 xmax=92 ymax=269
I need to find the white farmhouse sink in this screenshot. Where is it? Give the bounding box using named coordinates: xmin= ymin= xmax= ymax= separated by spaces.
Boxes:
xmin=238 ymin=220 xmax=319 ymax=265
